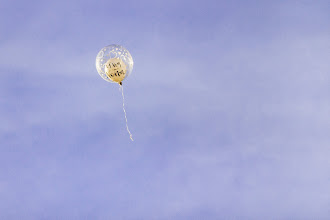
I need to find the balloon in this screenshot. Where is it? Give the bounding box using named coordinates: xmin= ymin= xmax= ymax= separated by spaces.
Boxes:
xmin=95 ymin=44 xmax=134 ymax=141
xmin=95 ymin=44 xmax=133 ymax=84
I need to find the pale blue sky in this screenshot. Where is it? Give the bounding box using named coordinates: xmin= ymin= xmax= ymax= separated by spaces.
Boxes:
xmin=0 ymin=0 xmax=330 ymax=219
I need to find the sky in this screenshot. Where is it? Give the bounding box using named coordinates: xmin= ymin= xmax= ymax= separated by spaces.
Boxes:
xmin=0 ymin=0 xmax=330 ymax=219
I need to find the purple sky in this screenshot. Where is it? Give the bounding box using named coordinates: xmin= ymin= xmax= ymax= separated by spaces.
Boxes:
xmin=1 ymin=0 xmax=330 ymax=219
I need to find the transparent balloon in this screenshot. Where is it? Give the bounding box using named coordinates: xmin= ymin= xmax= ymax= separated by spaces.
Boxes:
xmin=95 ymin=44 xmax=134 ymax=84
xmin=95 ymin=44 xmax=135 ymax=141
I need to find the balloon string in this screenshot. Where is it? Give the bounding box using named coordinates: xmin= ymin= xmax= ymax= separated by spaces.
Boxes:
xmin=120 ymin=84 xmax=134 ymax=141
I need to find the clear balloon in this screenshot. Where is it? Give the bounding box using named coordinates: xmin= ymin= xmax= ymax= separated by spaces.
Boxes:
xmin=95 ymin=44 xmax=134 ymax=84
xmin=95 ymin=44 xmax=134 ymax=141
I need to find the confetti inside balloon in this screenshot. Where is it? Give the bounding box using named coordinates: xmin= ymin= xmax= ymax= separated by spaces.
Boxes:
xmin=96 ymin=44 xmax=133 ymax=85
xmin=96 ymin=44 xmax=134 ymax=141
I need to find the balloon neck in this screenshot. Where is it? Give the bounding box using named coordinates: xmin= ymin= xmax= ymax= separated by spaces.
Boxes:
xmin=119 ymin=82 xmax=122 ymax=86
